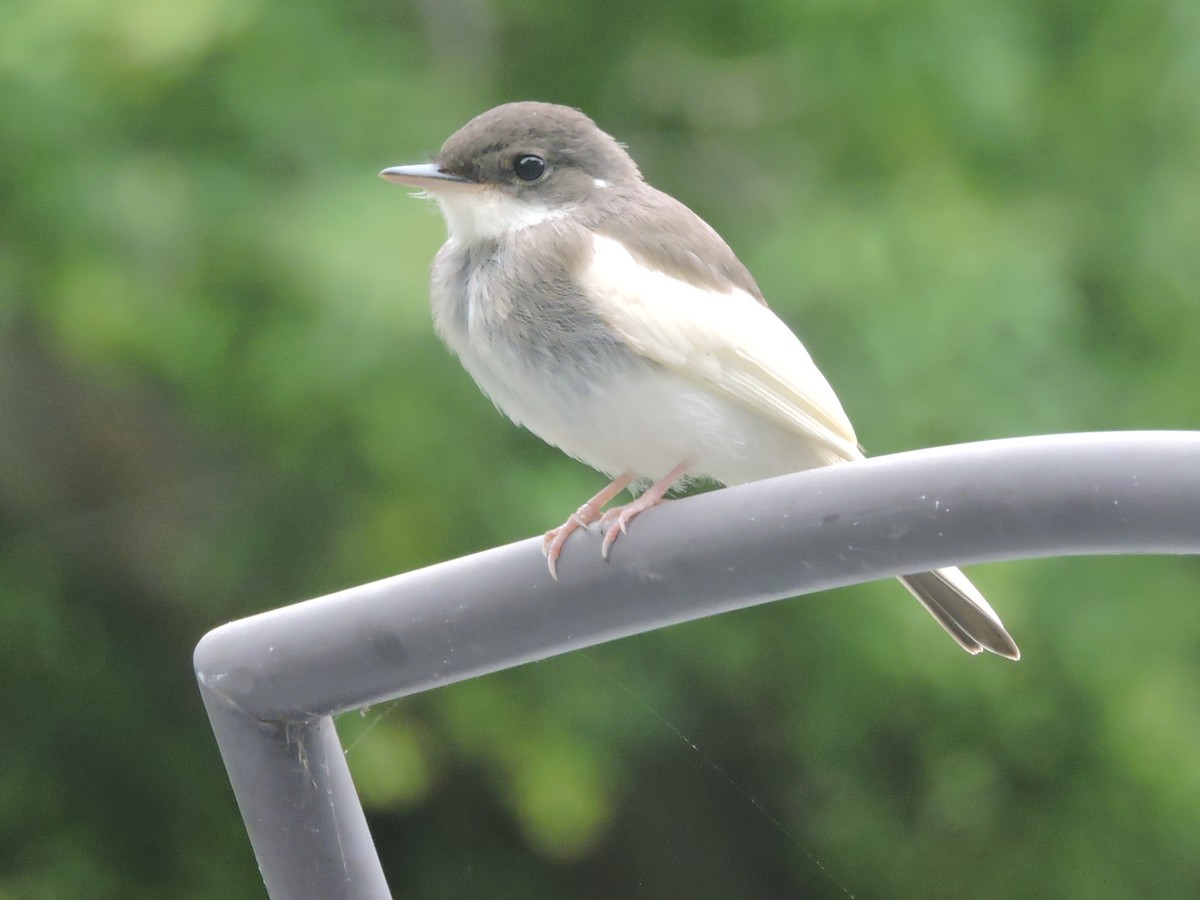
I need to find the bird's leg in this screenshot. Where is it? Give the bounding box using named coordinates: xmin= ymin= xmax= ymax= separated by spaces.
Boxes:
xmin=598 ymin=459 xmax=692 ymax=560
xmin=543 ymin=472 xmax=635 ymax=580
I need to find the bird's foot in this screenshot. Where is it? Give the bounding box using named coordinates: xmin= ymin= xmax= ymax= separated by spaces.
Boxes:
xmin=542 ymin=512 xmax=595 ymax=580
xmin=597 ymin=494 xmax=662 ymax=560
xmin=542 ymin=472 xmax=635 ymax=579
xmin=597 ymin=459 xmax=692 ymax=560
xmin=542 ymin=460 xmax=691 ymax=577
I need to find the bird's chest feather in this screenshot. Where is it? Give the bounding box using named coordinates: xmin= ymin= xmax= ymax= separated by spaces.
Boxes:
xmin=431 ymin=234 xmax=635 ymax=388
xmin=429 ymin=234 xmax=646 ymax=429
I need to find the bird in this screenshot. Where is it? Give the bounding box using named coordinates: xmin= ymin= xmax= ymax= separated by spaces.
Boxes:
xmin=380 ymin=101 xmax=1019 ymax=660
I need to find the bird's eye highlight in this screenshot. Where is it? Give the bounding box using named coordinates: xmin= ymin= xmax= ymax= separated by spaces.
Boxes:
xmin=513 ymin=154 xmax=546 ymax=182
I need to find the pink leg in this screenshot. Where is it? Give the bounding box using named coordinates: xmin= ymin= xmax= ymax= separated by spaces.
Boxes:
xmin=598 ymin=459 xmax=692 ymax=560
xmin=543 ymin=472 xmax=635 ymax=580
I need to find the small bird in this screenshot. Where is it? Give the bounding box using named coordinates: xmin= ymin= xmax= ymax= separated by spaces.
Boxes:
xmin=381 ymin=101 xmax=1019 ymax=660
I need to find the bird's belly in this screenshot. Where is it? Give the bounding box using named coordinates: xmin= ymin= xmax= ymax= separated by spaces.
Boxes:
xmin=456 ymin=341 xmax=842 ymax=485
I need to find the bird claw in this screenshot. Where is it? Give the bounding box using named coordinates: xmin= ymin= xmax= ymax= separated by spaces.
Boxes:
xmin=540 ymin=464 xmax=686 ymax=577
xmin=542 ymin=524 xmax=573 ymax=581
xmin=600 ymin=520 xmax=623 ymax=560
xmin=543 ymin=500 xmax=607 ymax=580
xmin=598 ymin=502 xmax=649 ymax=560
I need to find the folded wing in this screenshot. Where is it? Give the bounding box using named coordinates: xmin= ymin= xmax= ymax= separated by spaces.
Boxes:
xmin=584 ymin=233 xmax=861 ymax=462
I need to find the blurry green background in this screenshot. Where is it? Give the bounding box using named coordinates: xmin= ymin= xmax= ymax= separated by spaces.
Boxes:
xmin=2 ymin=0 xmax=1199 ymax=897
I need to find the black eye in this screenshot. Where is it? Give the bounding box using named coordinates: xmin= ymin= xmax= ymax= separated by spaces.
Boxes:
xmin=513 ymin=154 xmax=546 ymax=182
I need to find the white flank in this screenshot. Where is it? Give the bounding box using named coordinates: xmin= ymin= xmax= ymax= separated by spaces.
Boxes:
xmin=582 ymin=234 xmax=861 ymax=461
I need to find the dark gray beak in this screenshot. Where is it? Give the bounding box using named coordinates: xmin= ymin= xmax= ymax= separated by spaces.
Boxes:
xmin=379 ymin=163 xmax=474 ymax=189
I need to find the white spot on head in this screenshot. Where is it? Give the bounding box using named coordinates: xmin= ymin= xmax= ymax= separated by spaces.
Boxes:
xmin=593 ymin=178 xmax=610 ymax=189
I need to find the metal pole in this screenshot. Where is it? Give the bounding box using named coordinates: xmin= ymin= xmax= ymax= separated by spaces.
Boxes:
xmin=194 ymin=431 xmax=1200 ymax=899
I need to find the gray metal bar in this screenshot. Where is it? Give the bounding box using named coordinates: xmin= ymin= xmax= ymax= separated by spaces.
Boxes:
xmin=194 ymin=431 xmax=1200 ymax=900
xmin=197 ymin=695 xmax=390 ymax=899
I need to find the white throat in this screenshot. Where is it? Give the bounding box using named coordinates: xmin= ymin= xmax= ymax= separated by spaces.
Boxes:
xmin=433 ymin=188 xmax=566 ymax=243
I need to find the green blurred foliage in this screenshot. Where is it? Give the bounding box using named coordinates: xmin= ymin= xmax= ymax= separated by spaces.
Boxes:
xmin=1 ymin=0 xmax=1198 ymax=897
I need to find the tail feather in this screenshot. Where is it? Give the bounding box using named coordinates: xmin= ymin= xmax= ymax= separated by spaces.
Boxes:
xmin=898 ymin=568 xmax=1020 ymax=660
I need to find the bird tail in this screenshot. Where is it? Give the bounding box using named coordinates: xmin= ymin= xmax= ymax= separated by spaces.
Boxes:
xmin=898 ymin=568 xmax=1020 ymax=660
